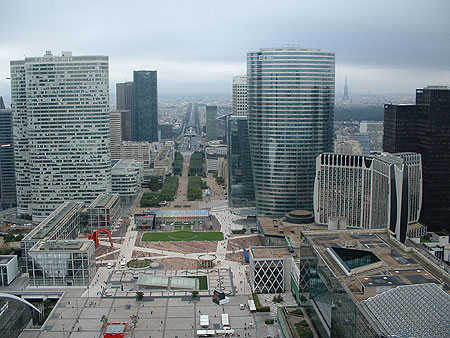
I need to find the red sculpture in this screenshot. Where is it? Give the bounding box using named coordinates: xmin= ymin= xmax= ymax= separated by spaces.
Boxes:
xmin=88 ymin=228 xmax=113 ymax=249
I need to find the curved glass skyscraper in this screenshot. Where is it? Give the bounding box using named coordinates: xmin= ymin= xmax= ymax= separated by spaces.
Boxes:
xmin=247 ymin=47 xmax=335 ymax=216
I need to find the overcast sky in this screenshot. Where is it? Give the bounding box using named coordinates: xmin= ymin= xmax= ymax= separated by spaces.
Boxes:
xmin=0 ymin=0 xmax=449 ymax=99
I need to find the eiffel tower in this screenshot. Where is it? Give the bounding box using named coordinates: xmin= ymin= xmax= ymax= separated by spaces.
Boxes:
xmin=343 ymin=77 xmax=349 ymax=100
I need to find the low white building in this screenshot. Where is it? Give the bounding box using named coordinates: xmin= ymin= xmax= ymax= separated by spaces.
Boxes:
xmin=0 ymin=255 xmax=19 ymax=286
xmin=112 ymin=159 xmax=143 ymax=204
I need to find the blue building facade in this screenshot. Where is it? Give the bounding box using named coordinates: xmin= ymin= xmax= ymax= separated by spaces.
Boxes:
xmin=227 ymin=115 xmax=255 ymax=208
xmin=133 ymin=70 xmax=158 ymax=142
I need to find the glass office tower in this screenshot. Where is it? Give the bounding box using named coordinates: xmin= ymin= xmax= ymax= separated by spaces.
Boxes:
xmin=227 ymin=115 xmax=255 ymax=208
xmin=247 ymin=47 xmax=335 ymax=215
xmin=133 ymin=70 xmax=158 ymax=142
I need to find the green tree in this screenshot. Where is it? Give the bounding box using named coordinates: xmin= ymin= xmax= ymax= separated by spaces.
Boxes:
xmin=191 ymin=290 xmax=199 ymax=301
xmin=130 ymin=314 xmax=139 ymax=328
xmin=136 ymin=291 xmax=144 ymax=302
xmin=100 ymin=315 xmax=108 ymax=328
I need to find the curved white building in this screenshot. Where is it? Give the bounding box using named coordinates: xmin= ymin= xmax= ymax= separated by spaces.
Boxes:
xmin=314 ymin=152 xmax=422 ymax=243
xmin=247 ymin=47 xmax=335 ymax=216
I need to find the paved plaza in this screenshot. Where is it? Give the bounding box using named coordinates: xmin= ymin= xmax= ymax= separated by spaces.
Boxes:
xmin=18 ymin=156 xmax=287 ymax=337
xmin=20 ymin=291 xmax=282 ymax=338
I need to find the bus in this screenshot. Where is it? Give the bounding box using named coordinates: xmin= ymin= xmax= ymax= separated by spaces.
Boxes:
xmin=221 ymin=313 xmax=230 ymax=329
xmin=197 ymin=330 xmax=215 ymax=337
xmin=200 ymin=314 xmax=209 ymax=328
xmin=248 ymin=299 xmax=256 ymax=312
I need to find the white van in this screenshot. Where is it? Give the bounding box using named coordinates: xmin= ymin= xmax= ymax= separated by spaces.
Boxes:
xmin=107 ymin=262 xmax=113 ymax=269
xmin=120 ymin=261 xmax=126 ymax=268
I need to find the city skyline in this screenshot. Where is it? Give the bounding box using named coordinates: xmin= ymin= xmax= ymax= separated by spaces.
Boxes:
xmin=0 ymin=1 xmax=449 ymax=100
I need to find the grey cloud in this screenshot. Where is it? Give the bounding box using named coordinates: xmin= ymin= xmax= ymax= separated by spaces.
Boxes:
xmin=0 ymin=0 xmax=449 ymax=96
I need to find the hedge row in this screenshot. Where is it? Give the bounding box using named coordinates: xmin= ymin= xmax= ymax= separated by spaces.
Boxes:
xmin=188 ymin=151 xmax=203 ymax=176
xmin=140 ymin=176 xmax=179 ymax=207
xmin=160 ymin=176 xmax=179 ymax=201
xmin=173 ymin=152 xmax=183 ymax=176
xmin=140 ymin=191 xmax=162 ymax=207
xmin=187 ymin=176 xmax=202 ymax=200
xmin=252 ymin=293 xmax=270 ymax=312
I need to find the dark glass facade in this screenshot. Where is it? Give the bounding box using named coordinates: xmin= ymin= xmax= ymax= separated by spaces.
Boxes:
xmin=116 ymin=82 xmax=134 ymax=140
xmin=133 ymin=71 xmax=158 ymax=142
xmin=205 ymin=105 xmax=217 ymax=141
xmin=227 ymin=116 xmax=255 ymax=208
xmin=383 ymin=87 xmax=450 ymax=232
xmin=0 ymin=107 xmax=16 ymax=210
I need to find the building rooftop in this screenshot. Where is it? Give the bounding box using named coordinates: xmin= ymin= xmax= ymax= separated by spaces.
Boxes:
xmin=250 ymin=246 xmax=297 ymax=259
xmin=149 ymin=209 xmax=209 ymax=218
xmin=23 ymin=202 xmax=84 ymax=241
xmin=104 ymin=322 xmax=127 ymax=334
xmin=30 ymin=240 xmax=92 ymax=252
xmin=362 ymin=283 xmax=450 ymax=338
xmin=303 ymin=229 xmax=450 ymax=302
xmin=112 ymin=159 xmax=142 ymax=173
xmin=88 ymin=194 xmax=119 ymax=209
xmin=258 ymin=215 xmax=324 ymax=247
xmin=137 ymin=275 xmax=197 ymax=290
xmin=0 ymin=255 xmax=15 ymax=265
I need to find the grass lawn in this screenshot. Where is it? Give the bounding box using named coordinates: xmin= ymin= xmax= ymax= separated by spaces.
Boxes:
xmin=187 ymin=276 xmax=208 ymax=290
xmin=127 ymin=259 xmax=151 ymax=268
xmin=142 ymin=231 xmax=224 ymax=242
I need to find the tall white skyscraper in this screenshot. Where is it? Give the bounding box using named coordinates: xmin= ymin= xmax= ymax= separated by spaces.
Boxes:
xmin=232 ymin=75 xmax=247 ymax=116
xmin=247 ymin=47 xmax=335 ymax=215
xmin=10 ymin=51 xmax=111 ymax=221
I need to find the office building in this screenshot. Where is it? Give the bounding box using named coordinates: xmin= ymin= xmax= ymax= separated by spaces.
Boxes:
xmin=314 ymin=152 xmax=422 ymax=243
xmin=205 ymin=143 xmax=227 ymax=173
xmin=28 ymin=239 xmax=95 ymax=286
xmin=153 ymin=145 xmax=175 ymax=176
xmin=111 ymin=159 xmax=143 ymax=204
xmin=205 ymin=105 xmax=217 ymax=141
xmin=227 ymin=115 xmax=255 ymax=208
xmin=300 ymin=229 xmax=450 ymax=338
xmin=110 ymin=110 xmax=132 ymax=145
xmin=360 ymin=121 xmax=383 ymax=151
xmin=21 ymin=201 xmax=84 ymax=271
xmin=87 ymin=194 xmax=120 ymax=232
xmin=111 ymin=141 xmax=152 ymax=169
xmin=232 ymin=75 xmax=247 ymax=116
xmin=249 ymin=246 xmax=297 ymax=294
xmin=116 ymin=81 xmax=133 ymax=111
xmin=133 ymin=70 xmax=158 ymax=142
xmin=248 ymin=47 xmax=335 ymax=215
xmin=0 ymin=103 xmax=16 ymax=210
xmin=349 ymin=133 xmax=370 ymax=155
xmin=10 ymin=51 xmax=111 ymax=221
xmin=334 ymin=139 xmax=363 ymax=155
xmin=383 ymin=86 xmax=450 ymax=232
